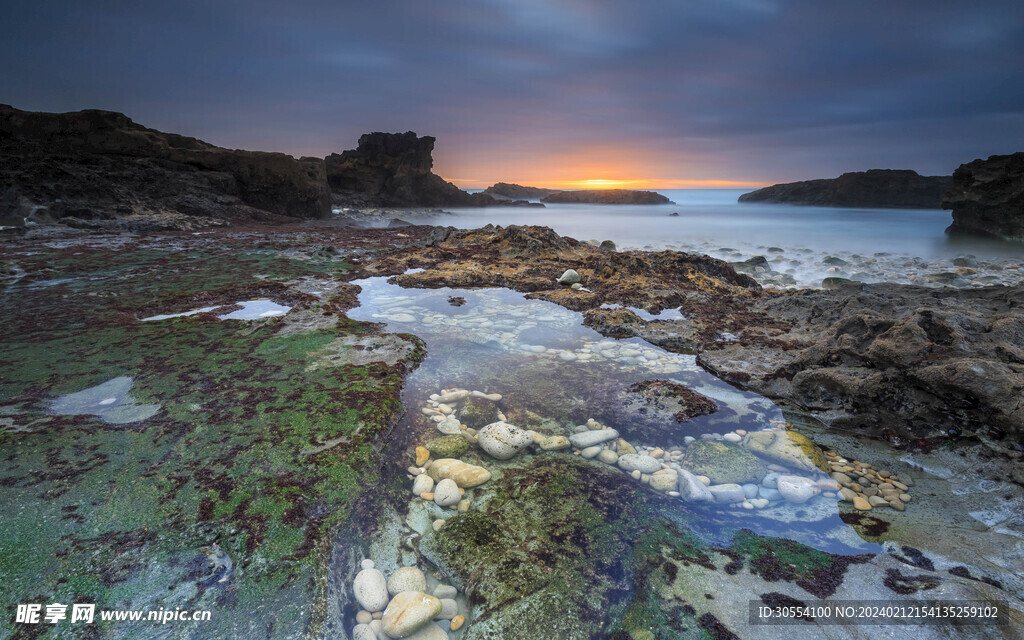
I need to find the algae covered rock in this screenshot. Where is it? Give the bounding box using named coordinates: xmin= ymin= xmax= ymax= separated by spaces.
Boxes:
xmin=680 ymin=440 xmax=767 ymax=484
xmin=425 ymin=434 xmax=469 ymax=458
xmin=742 ymin=430 xmax=829 ymax=473
xmin=458 ymin=396 xmax=497 ymax=429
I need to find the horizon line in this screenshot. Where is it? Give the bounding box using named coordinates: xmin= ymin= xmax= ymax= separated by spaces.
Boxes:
xmin=444 ymin=178 xmax=771 ymax=190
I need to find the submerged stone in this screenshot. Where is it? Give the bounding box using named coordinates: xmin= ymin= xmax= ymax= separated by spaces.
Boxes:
xmin=425 ymin=435 xmax=469 ymax=458
xmin=681 ymin=440 xmax=767 ymax=484
xmin=743 ymin=429 xmax=829 ymax=473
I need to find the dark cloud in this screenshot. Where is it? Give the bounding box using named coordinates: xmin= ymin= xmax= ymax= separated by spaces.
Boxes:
xmin=1 ymin=0 xmax=1022 ymax=183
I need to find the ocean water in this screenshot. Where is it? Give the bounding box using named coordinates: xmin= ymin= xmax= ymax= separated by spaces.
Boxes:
xmin=392 ymin=189 xmax=1024 ymax=288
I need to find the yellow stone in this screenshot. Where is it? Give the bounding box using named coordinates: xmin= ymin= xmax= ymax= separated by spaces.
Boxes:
xmin=415 ymin=446 xmax=430 ymax=466
xmin=450 ymin=615 xmax=465 ymax=631
xmin=420 ymin=492 xmax=434 ymax=501
xmin=853 ymin=496 xmax=871 ymax=511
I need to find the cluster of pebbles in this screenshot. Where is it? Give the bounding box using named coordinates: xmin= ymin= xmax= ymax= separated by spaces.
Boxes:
xmin=825 ymin=451 xmax=915 ymax=511
xmin=350 ymin=560 xmax=466 ymax=639
xmin=380 ymin=386 xmax=917 ymax=635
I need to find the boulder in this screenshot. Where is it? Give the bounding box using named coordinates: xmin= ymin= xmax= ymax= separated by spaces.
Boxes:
xmin=741 ymin=430 xmax=829 ymax=473
xmin=680 ymin=441 xmax=767 ymax=484
xmin=425 ymin=435 xmax=469 ymax=458
xmin=388 ymin=566 xmax=427 ymax=596
xmin=381 ymin=591 xmax=442 ymax=638
xmin=943 ymin=152 xmax=1024 ymax=241
xmin=775 ymin=475 xmax=821 ymax=504
xmin=477 ymin=422 xmax=533 ymax=459
xmin=541 ymin=189 xmax=673 ymax=205
xmin=707 ymin=483 xmax=746 ymax=504
xmin=677 ymin=469 xmax=714 ymax=502
xmin=568 ymin=429 xmax=619 ymax=449
xmin=427 ymin=459 xmax=491 ymax=488
xmin=433 ymin=478 xmax=461 ymax=507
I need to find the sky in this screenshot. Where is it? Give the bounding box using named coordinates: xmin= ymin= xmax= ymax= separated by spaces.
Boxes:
xmin=2 ymin=0 xmax=1023 ymax=189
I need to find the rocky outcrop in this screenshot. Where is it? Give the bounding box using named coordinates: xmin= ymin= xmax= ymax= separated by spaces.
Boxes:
xmin=943 ymin=152 xmax=1024 ymax=241
xmin=541 ymin=188 xmax=673 ymax=205
xmin=697 ymin=283 xmax=1024 ymax=441
xmin=0 ymin=104 xmax=331 ymax=230
xmin=739 ymin=170 xmax=951 ymax=209
xmin=325 ymin=132 xmax=539 ymax=208
xmin=481 ymin=183 xmax=559 ymax=200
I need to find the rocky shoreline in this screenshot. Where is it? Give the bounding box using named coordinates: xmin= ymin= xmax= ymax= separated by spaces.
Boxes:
xmin=2 ymin=219 xmax=1023 ymax=640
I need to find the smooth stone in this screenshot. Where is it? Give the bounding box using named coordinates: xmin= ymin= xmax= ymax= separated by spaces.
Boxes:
xmin=569 ymin=428 xmax=619 ymax=448
xmin=723 ymin=433 xmax=742 ymax=443
xmin=428 ymin=459 xmax=491 ymax=488
xmin=853 ymin=496 xmax=872 ymax=510
xmin=353 ymin=568 xmax=389 ymax=612
xmin=839 ymin=487 xmax=857 ymax=502
xmin=616 ymin=438 xmax=637 ymax=456
xmin=570 ymin=282 xmax=582 ymax=290
xmin=437 ymin=417 xmax=461 ymax=435
xmin=557 ymin=269 xmax=581 ymax=285
xmin=742 ymin=430 xmax=828 ymax=473
xmin=353 ymin=624 xmax=376 ymax=640
xmin=437 ymin=390 xmax=470 ymax=403
xmin=539 ymin=435 xmax=571 ymax=451
xmin=708 ymin=483 xmax=746 ymax=504
xmin=889 ymin=499 xmax=905 ymax=511
xmin=761 ymin=472 xmax=779 ymax=489
xmin=758 ymin=487 xmax=781 ymax=501
xmin=403 ymin=621 xmax=448 ymax=640
xmin=433 ymin=585 xmax=458 ymax=600
xmin=649 ymin=469 xmax=678 ymax=492
xmin=457 ymin=499 xmax=470 ymax=512
xmin=477 ymin=422 xmax=533 ymax=459
xmin=388 ymin=566 xmax=427 ymax=596
xmin=831 ymin=471 xmax=852 ymax=486
xmin=580 ymin=445 xmax=602 ymax=459
xmin=415 ymin=446 xmax=430 ymax=466
xmin=433 ymin=479 xmax=461 ymax=507
xmin=742 ymin=483 xmax=759 ymax=499
xmin=412 ymin=475 xmax=434 ymax=495
xmin=357 ymin=610 xmax=373 ymax=624
xmin=432 ymin=519 xmax=446 ymax=532
xmin=361 ymin=559 xmax=375 ymax=570
xmin=631 ymin=470 xmax=642 ymax=480
xmin=868 ymin=495 xmax=888 ymax=507
xmin=776 ymin=475 xmax=821 ymax=504
xmin=437 ymin=598 xmax=458 ymax=620
xmin=900 ymin=493 xmax=911 ymax=502
xmin=597 ymin=449 xmax=619 ymax=465
xmin=450 ymin=615 xmax=466 ymax=631
xmin=617 ymin=454 xmax=662 ymax=474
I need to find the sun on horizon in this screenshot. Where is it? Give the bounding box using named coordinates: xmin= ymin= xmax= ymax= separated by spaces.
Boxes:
xmin=445 ymin=177 xmax=771 ymax=190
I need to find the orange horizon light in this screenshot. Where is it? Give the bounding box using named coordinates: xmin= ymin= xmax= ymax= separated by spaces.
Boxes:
xmin=444 ymin=177 xmax=770 ymax=190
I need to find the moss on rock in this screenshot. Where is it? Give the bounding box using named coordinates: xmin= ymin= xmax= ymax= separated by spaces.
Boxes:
xmin=425 ymin=434 xmax=469 ymax=458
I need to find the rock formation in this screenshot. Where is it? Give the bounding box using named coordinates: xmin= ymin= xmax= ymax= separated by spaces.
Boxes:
xmin=325 ymin=132 xmax=537 ymax=208
xmin=0 ymin=104 xmax=331 ymax=230
xmin=481 ymin=183 xmax=559 ymax=200
xmin=943 ymin=152 xmax=1024 ymax=241
xmin=541 ymin=188 xmax=673 ymax=205
xmin=738 ymin=169 xmax=951 ymax=209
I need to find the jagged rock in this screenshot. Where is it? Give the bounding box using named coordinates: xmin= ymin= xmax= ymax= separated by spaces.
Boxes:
xmin=0 ymin=104 xmax=331 ymax=228
xmin=943 ymin=152 xmax=1024 ymax=241
xmin=739 ymin=169 xmax=951 ymax=208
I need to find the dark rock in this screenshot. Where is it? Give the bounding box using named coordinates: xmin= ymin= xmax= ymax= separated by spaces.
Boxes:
xmin=698 ymin=284 xmax=1024 ymax=440
xmin=599 ymin=239 xmax=617 ymax=251
xmin=0 ymin=104 xmax=331 ymax=228
xmin=388 ymin=218 xmax=413 ymax=227
xmin=669 ymin=211 xmax=680 ymax=216
xmin=541 ymin=189 xmax=674 ymax=205
xmin=943 ymin=152 xmax=1024 ymax=242
xmin=481 ymin=183 xmax=559 ymax=200
xmin=739 ymin=170 xmax=951 ymax=209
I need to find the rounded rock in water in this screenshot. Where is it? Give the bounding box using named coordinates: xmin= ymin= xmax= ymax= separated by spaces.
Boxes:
xmin=557 ymin=269 xmax=581 ymax=285
xmin=353 ymin=567 xmax=389 ymax=612
xmin=433 ymin=478 xmax=461 ymax=507
xmin=412 ymin=474 xmax=434 ymax=495
xmin=477 ymin=422 xmax=533 ymax=460
xmin=381 ymin=592 xmax=443 ymax=638
xmin=776 ymin=475 xmax=821 ymax=504
xmin=388 ymin=566 xmax=427 ymax=596
xmin=428 ymin=459 xmax=491 ymax=488
xmin=617 ymin=453 xmax=662 ymax=474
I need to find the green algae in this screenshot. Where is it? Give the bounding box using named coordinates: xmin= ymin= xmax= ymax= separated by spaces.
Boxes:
xmin=0 ymin=241 xmax=420 ymax=639
xmin=680 ymin=440 xmax=767 ymax=484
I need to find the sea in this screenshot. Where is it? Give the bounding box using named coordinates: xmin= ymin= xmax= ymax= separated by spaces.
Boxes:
xmin=389 ymin=189 xmax=1023 ymax=288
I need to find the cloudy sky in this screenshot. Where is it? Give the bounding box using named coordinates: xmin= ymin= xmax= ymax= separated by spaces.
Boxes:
xmin=2 ymin=0 xmax=1022 ymax=188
